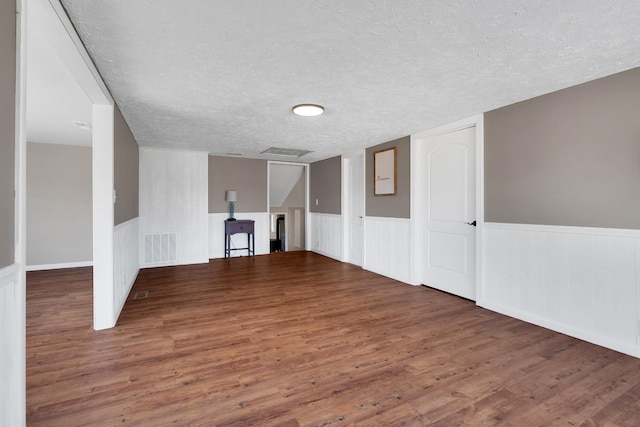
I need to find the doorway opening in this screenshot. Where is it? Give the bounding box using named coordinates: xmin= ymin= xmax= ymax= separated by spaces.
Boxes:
xmin=26 ymin=0 xmax=94 ymax=272
xmin=269 ymin=213 xmax=286 ymax=252
xmin=268 ymin=162 xmax=308 ymax=253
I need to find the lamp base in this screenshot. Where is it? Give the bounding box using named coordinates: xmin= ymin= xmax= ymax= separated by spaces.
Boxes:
xmin=226 ymin=217 xmax=237 ymax=221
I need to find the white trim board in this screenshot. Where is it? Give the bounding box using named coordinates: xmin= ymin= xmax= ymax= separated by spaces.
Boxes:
xmin=483 ymin=221 xmax=640 ymax=238
xmin=26 ymin=261 xmax=92 ymax=271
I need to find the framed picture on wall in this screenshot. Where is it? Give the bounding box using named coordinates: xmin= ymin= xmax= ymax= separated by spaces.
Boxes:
xmin=374 ymin=147 xmax=397 ymax=196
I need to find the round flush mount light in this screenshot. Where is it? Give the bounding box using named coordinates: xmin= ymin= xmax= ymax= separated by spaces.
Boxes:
xmin=292 ymin=104 xmax=324 ymax=117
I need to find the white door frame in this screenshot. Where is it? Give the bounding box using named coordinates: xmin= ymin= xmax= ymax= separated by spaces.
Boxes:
xmin=267 ymin=161 xmax=310 ymax=250
xmin=11 ymin=1 xmax=28 ymax=424
xmin=410 ymin=115 xmax=485 ymax=302
xmin=341 ymin=150 xmax=365 ymax=265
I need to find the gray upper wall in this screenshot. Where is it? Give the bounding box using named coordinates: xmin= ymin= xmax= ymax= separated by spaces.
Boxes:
xmin=208 ymin=156 xmax=268 ymax=213
xmin=366 ymin=136 xmax=410 ymax=219
xmin=27 ymin=143 xmax=92 ymax=266
xmin=485 ymin=67 xmax=640 ymax=229
xmin=114 ymin=105 xmax=139 ymax=226
xmin=310 ymin=156 xmax=341 ymax=215
xmin=0 ymin=0 xmax=16 ymax=268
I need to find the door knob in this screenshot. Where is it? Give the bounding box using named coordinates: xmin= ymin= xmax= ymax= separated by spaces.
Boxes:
xmin=466 ymin=220 xmax=477 ymax=226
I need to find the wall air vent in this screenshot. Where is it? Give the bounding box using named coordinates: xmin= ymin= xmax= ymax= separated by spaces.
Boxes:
xmin=143 ymin=232 xmax=177 ymax=266
xmin=261 ymin=147 xmax=312 ymax=157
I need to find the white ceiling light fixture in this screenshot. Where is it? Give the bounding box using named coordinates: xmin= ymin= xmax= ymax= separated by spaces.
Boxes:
xmin=292 ymin=104 xmax=324 ymax=117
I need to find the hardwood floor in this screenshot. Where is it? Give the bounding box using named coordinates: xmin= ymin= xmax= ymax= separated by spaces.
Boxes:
xmin=27 ymin=252 xmax=640 ymax=426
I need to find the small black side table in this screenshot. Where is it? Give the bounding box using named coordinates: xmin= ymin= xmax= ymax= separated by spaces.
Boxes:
xmin=224 ymin=219 xmax=255 ymax=258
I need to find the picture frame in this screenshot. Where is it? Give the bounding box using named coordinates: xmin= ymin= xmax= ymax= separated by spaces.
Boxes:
xmin=373 ymin=147 xmax=397 ymax=196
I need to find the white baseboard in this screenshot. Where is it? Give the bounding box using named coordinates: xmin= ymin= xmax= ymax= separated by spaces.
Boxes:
xmin=312 ymin=247 xmax=342 ymax=262
xmin=480 ymin=299 xmax=640 ymax=359
xmin=26 ymin=261 xmax=92 ymax=271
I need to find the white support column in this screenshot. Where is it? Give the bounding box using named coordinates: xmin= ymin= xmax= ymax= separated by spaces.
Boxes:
xmin=7 ymin=1 xmax=28 ymax=425
xmin=92 ymin=104 xmax=115 ymax=330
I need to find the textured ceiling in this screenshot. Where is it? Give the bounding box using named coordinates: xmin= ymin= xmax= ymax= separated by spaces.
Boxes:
xmin=60 ymin=0 xmax=640 ymax=162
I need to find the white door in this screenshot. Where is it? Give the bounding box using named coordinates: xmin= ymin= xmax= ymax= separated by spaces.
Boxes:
xmin=419 ymin=126 xmax=476 ymax=300
xmin=345 ymin=154 xmax=364 ymax=266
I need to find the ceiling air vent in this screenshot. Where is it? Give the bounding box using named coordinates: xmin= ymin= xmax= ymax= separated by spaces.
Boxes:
xmin=261 ymin=147 xmax=312 ymax=158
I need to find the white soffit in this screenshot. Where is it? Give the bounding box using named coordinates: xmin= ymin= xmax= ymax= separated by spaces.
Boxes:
xmin=60 ymin=0 xmax=640 ymax=161
xmin=27 ymin=0 xmax=93 ymax=147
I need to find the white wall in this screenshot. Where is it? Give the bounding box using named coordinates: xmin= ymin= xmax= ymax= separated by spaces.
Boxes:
xmin=139 ymin=148 xmax=209 ymax=267
xmin=481 ymin=222 xmax=640 ymax=358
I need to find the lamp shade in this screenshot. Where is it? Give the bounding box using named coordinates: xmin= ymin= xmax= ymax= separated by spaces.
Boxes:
xmin=225 ymin=190 xmax=238 ymax=202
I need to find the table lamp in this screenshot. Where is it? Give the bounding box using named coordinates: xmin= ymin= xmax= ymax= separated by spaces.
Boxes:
xmin=226 ymin=190 xmax=238 ymax=221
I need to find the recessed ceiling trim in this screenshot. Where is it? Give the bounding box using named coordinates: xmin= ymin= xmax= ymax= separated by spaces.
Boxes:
xmin=261 ymin=147 xmax=313 ymax=157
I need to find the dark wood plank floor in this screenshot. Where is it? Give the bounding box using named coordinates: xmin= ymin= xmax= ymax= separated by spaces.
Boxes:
xmin=27 ymin=252 xmax=640 ymax=426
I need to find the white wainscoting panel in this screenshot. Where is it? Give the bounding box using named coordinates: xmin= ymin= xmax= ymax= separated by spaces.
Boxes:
xmin=310 ymin=213 xmax=342 ymax=261
xmin=482 ymin=222 xmax=640 ymax=357
xmin=364 ymin=216 xmax=412 ymax=284
xmin=139 ymin=148 xmax=209 ymax=267
xmin=0 ymin=263 xmax=24 ymax=427
xmin=114 ymin=217 xmax=140 ymax=321
xmin=209 ymin=213 xmax=270 ymax=259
